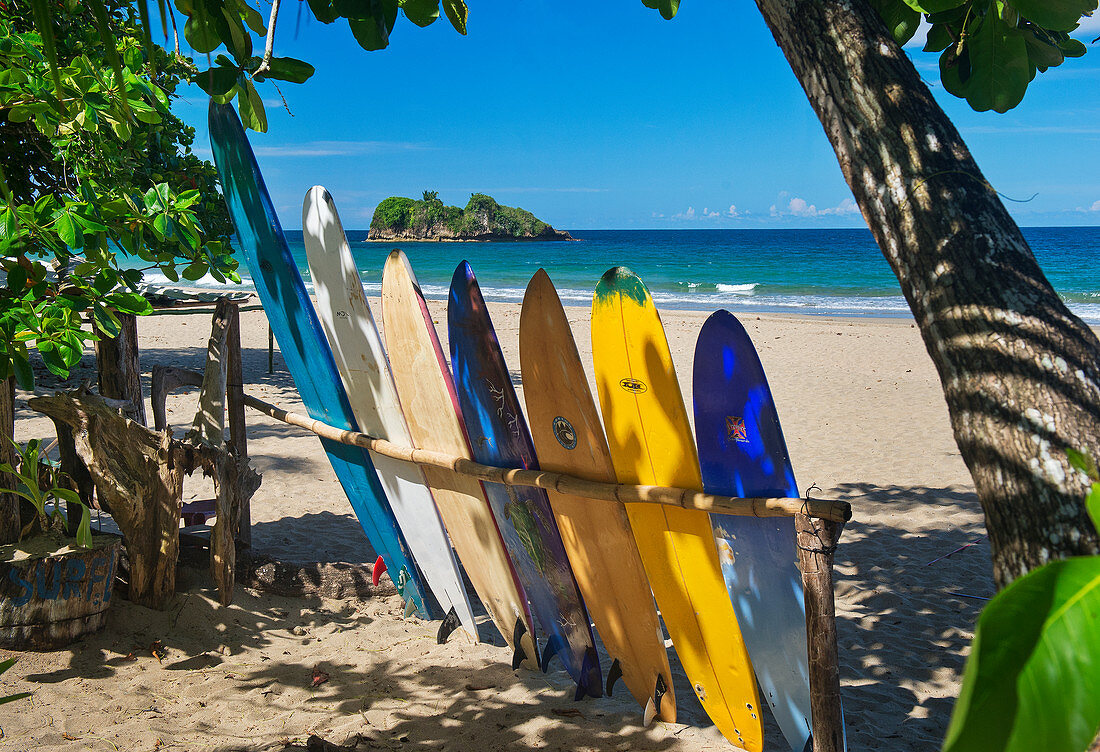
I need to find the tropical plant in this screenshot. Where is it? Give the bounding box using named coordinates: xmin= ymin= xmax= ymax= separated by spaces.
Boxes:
xmin=0 ymin=437 xmax=92 ymax=547
xmin=942 ymin=450 xmax=1100 ymax=752
xmin=0 ymin=1 xmax=236 ymax=387
xmin=0 ymin=657 xmax=31 ymax=706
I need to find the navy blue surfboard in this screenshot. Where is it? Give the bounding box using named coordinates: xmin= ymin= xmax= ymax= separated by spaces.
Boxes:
xmin=447 ymin=261 xmax=601 ymax=700
xmin=693 ymin=310 xmax=818 ymax=752
xmin=208 ymin=102 xmax=430 ymax=617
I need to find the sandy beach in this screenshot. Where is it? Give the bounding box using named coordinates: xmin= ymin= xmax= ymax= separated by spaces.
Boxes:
xmin=0 ymin=298 xmax=992 ymax=752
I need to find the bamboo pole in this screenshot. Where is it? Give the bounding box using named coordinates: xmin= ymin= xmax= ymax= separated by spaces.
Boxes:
xmin=241 ymin=392 xmax=851 ymax=523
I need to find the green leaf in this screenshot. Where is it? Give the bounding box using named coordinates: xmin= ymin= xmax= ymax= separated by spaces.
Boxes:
xmin=1066 ymin=448 xmax=1098 ymax=479
xmin=51 ymin=488 xmax=80 ymax=505
xmin=54 ymin=213 xmax=80 ymax=249
xmin=401 ymin=0 xmax=440 ymax=27
xmin=349 ymin=0 xmax=399 ymax=51
xmin=88 ymin=0 xmax=131 ymax=121
xmin=924 ymin=22 xmax=955 ymax=52
xmin=240 ymin=3 xmax=268 ymax=35
xmin=640 ymin=0 xmax=680 ymax=21
xmin=92 ymin=303 xmax=121 ymax=338
xmin=1011 ymin=0 xmax=1097 ymax=33
xmin=12 ymin=352 xmax=33 ymax=390
xmin=870 ymin=0 xmax=921 ymax=45
xmin=183 ymin=1 xmax=231 ymax=54
xmin=0 ymin=693 xmax=32 ymax=707
xmin=1087 ymin=483 xmax=1100 ymax=535
xmin=307 ymin=0 xmax=340 ymax=23
xmin=75 ymin=502 xmax=93 ymax=548
xmin=944 ymin=556 xmax=1100 ymax=752
xmin=262 ymin=57 xmax=316 ymax=84
xmin=960 ymin=13 xmax=1030 ymax=113
xmin=29 ymin=0 xmax=64 ymax=96
xmin=181 ymin=260 xmax=208 ymax=280
xmin=237 ymin=79 xmax=268 ymax=133
xmin=900 ymin=0 xmax=967 ymax=12
xmin=440 ymin=0 xmax=467 ymax=33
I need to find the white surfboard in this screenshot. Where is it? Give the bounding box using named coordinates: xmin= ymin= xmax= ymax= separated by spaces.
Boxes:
xmin=303 ymin=186 xmax=477 ymax=643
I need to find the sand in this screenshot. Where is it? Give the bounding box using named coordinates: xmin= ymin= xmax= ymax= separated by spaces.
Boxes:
xmin=0 ymin=298 xmax=993 ymax=752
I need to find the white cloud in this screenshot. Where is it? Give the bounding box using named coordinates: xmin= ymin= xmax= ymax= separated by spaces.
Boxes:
xmin=1091 ymin=200 xmax=1100 ymax=212
xmin=483 ymin=187 xmax=606 ymax=193
xmin=789 ymin=197 xmax=817 ymax=216
xmin=772 ymin=195 xmax=861 ymax=218
xmin=727 ymin=204 xmax=741 ymax=217
xmin=703 ymin=207 xmax=721 ymax=218
xmin=673 ymin=206 xmax=697 ymax=220
xmin=249 ymin=140 xmax=433 ymax=157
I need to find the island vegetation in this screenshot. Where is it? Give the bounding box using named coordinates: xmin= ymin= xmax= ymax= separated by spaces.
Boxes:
xmin=368 ymin=191 xmax=573 ymax=241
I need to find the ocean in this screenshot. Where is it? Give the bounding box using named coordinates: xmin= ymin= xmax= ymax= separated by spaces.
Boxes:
xmin=143 ymin=227 xmax=1100 ymax=323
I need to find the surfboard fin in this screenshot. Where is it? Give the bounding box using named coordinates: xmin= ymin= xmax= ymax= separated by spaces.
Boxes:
xmin=371 ymin=555 xmax=387 ymax=586
xmin=573 ymin=681 xmax=587 ymax=702
xmin=436 ymin=606 xmax=461 ymax=644
xmin=643 ymin=674 xmax=668 ymax=726
xmin=539 ymin=637 xmax=557 ymax=673
xmin=606 ymin=658 xmax=623 ymax=697
xmin=511 ymin=618 xmax=529 ymax=670
xmin=581 ymin=646 xmax=602 ymax=699
xmin=403 ymin=598 xmax=417 ymax=618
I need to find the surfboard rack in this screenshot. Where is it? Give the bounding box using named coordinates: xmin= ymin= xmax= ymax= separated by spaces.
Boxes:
xmin=239 ymin=393 xmax=852 ymax=524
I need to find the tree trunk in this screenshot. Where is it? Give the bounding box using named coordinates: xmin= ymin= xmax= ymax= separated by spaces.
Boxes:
xmin=754 ymin=0 xmax=1100 ymax=586
xmin=95 ymin=311 xmax=147 ymax=426
xmin=0 ymin=376 xmax=18 ymax=544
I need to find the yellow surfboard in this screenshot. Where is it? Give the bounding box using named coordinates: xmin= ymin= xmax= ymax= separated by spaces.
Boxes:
xmin=591 ymin=267 xmax=762 ymax=751
xmin=520 ymin=269 xmax=676 ymax=723
xmin=381 ymin=250 xmax=538 ymax=670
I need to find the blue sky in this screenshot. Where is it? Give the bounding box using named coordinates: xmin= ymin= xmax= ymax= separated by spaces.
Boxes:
xmin=176 ymin=1 xmax=1100 ymax=230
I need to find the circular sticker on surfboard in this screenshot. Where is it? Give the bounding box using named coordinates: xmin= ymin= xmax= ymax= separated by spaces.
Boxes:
xmin=619 ymin=377 xmax=647 ymax=394
xmin=552 ymin=416 xmax=577 ymax=450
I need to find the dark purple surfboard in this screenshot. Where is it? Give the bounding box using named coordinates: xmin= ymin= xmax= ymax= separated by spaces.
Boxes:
xmin=693 ymin=310 xmax=818 ymax=752
xmin=448 ymin=261 xmax=601 ymax=700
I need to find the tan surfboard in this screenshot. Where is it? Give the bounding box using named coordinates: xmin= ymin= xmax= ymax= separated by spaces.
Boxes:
xmin=381 ymin=249 xmax=538 ymax=670
xmin=519 ymin=268 xmax=676 ymax=724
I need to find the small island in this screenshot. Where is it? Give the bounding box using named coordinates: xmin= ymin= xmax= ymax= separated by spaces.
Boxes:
xmin=368 ymin=191 xmax=574 ymax=241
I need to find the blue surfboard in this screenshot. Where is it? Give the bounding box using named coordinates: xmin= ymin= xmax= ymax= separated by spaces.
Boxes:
xmin=447 ymin=261 xmax=602 ymax=700
xmin=208 ymin=102 xmax=430 ymax=617
xmin=693 ymin=310 xmax=817 ymax=752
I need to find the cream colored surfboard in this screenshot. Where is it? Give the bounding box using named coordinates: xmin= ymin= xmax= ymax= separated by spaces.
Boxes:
xmin=519 ymin=268 xmax=676 ymax=723
xmin=591 ymin=267 xmax=763 ymax=752
xmin=303 ymin=186 xmax=477 ymax=643
xmin=381 ymin=249 xmax=538 ymax=670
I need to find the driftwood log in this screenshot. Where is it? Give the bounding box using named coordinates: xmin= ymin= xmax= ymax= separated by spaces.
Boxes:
xmin=29 ymin=389 xmax=190 ymax=609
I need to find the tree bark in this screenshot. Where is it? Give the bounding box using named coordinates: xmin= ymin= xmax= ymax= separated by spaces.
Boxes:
xmin=754 ymin=0 xmax=1100 ymax=587
xmin=0 ymin=376 xmax=19 ymax=544
xmin=95 ymin=311 xmax=147 ymax=426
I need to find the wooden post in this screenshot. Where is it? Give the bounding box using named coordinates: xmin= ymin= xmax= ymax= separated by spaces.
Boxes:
xmin=226 ymin=303 xmax=250 ymax=548
xmin=0 ymin=376 xmax=18 ymax=544
xmin=795 ymin=512 xmax=845 ymax=752
xmin=54 ymin=423 xmax=96 ymax=536
xmin=95 ymin=312 xmax=147 ymax=425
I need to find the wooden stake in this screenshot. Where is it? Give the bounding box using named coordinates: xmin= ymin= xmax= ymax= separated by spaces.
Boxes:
xmin=225 ymin=303 xmax=251 ymax=548
xmin=0 ymin=376 xmax=18 ymax=544
xmin=94 ymin=311 xmax=147 ymax=425
xmin=796 ymin=513 xmax=845 ymax=752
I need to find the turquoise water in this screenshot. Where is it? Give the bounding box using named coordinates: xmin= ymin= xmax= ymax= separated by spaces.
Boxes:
xmin=142 ymin=227 xmax=1100 ymax=322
